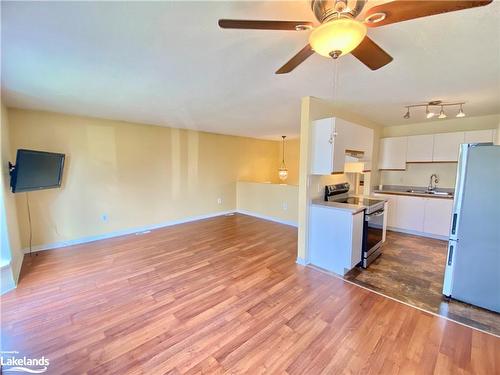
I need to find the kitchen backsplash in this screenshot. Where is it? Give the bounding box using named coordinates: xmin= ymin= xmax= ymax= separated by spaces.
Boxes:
xmin=380 ymin=162 xmax=457 ymax=188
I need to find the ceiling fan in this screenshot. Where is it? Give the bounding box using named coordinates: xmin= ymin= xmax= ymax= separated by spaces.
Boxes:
xmin=218 ymin=0 xmax=493 ymax=74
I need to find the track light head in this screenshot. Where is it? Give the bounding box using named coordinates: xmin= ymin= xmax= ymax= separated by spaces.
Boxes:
xmin=456 ymin=104 xmax=466 ymax=118
xmin=438 ymin=106 xmax=447 ymax=119
xmin=426 ymin=106 xmax=435 ymax=119
xmin=403 ymin=108 xmax=410 ymax=119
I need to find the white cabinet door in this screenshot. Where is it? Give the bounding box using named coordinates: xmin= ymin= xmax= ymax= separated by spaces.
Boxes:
xmin=350 ymin=211 xmax=364 ymax=268
xmin=395 ymin=195 xmax=425 ymax=232
xmin=423 ymin=198 xmax=454 ymax=237
xmin=406 ymin=134 xmax=434 ymax=162
xmin=374 ymin=193 xmax=398 ymax=228
xmin=432 ymin=132 xmax=464 ymax=162
xmin=464 ymin=129 xmax=494 ymax=143
xmin=311 ymin=118 xmax=334 ymax=175
xmin=378 ymin=137 xmax=407 ymax=170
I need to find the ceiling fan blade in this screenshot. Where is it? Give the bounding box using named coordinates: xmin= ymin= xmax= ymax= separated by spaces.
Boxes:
xmin=364 ymin=1 xmax=493 ymax=27
xmin=351 ymin=37 xmax=393 ymax=70
xmin=275 ymin=44 xmax=315 ymax=74
xmin=218 ymin=19 xmax=313 ymax=31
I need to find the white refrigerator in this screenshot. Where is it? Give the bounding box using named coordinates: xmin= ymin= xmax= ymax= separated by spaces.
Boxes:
xmin=442 ymin=143 xmax=500 ymax=313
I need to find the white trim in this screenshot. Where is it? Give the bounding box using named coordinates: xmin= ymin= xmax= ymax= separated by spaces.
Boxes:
xmin=235 ymin=209 xmax=298 ymax=227
xmin=387 ymin=226 xmax=448 ymax=241
xmin=296 ymin=257 xmax=309 ymax=266
xmin=308 ymin=264 xmax=500 ymax=339
xmin=22 ymin=210 xmax=235 ymax=253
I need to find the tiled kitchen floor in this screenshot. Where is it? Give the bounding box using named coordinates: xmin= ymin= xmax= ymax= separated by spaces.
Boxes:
xmin=345 ymin=230 xmax=500 ymax=336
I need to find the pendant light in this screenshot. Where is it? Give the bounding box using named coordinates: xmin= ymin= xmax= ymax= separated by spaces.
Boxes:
xmin=278 ymin=136 xmax=288 ymax=181
xmin=456 ymin=104 xmax=466 ymax=118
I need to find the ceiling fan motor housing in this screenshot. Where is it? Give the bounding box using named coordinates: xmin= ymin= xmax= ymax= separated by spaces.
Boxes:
xmin=311 ymin=0 xmax=366 ymax=23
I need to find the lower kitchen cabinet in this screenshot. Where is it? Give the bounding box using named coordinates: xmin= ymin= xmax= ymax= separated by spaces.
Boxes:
xmin=395 ymin=195 xmax=425 ymax=232
xmin=423 ymin=198 xmax=454 ymax=237
xmin=373 ymin=193 xmax=453 ymax=238
xmin=309 ymin=205 xmax=364 ymax=275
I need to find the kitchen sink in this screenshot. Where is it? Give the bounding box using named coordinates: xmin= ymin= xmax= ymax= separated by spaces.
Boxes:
xmin=406 ymin=189 xmax=452 ymax=196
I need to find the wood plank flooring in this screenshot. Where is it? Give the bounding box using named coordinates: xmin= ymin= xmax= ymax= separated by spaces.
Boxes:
xmin=345 ymin=230 xmax=500 ymax=336
xmin=1 ymin=214 xmax=499 ymax=374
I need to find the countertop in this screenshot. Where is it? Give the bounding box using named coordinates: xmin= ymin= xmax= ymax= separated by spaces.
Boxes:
xmin=373 ymin=185 xmax=454 ymax=200
xmin=311 ymin=194 xmax=388 ymax=214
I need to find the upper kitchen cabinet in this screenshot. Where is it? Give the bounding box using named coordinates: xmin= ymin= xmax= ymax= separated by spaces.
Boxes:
xmin=310 ymin=117 xmax=374 ymax=175
xmin=464 ymin=129 xmax=495 ymax=143
xmin=406 ymin=134 xmax=434 ymax=162
xmin=378 ymin=137 xmax=407 ymax=170
xmin=432 ymin=132 xmax=464 ymax=162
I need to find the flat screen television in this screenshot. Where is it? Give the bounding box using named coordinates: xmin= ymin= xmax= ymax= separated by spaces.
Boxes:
xmin=10 ymin=149 xmax=65 ymax=193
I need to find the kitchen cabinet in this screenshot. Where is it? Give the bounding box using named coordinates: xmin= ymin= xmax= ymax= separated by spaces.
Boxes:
xmin=395 ymin=195 xmax=425 ymax=232
xmin=406 ymin=134 xmax=434 ymax=162
xmin=309 ymin=205 xmax=364 ymax=275
xmin=464 ymin=129 xmax=495 ymax=143
xmin=373 ymin=193 xmax=398 ymax=228
xmin=311 ymin=117 xmax=374 ymax=175
xmin=432 ymin=132 xmax=464 ymax=162
xmin=374 ymin=192 xmax=454 ymax=239
xmin=378 ymin=137 xmax=407 ymax=170
xmin=423 ymin=198 xmax=453 ymax=237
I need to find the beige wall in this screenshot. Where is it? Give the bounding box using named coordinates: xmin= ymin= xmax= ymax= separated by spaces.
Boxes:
xmin=236 ymin=181 xmax=298 ymax=226
xmin=297 ymin=96 xmax=383 ymax=262
xmin=7 ymin=108 xmax=287 ymax=250
xmin=380 ymin=114 xmax=499 ymax=188
xmin=1 ymin=103 xmax=23 ymax=284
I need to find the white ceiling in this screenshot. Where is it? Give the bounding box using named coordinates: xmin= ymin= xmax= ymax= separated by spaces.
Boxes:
xmin=2 ymin=1 xmax=499 ymax=139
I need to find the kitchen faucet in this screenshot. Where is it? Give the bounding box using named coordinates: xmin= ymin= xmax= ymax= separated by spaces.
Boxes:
xmin=428 ymin=174 xmax=439 ymax=191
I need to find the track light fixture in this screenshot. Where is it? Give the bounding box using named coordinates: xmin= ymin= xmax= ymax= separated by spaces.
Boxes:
xmin=426 ymin=105 xmax=435 ymax=119
xmin=403 ymin=107 xmax=410 ymax=119
xmin=438 ymin=106 xmax=447 ymax=119
xmin=456 ymin=104 xmax=466 ymax=118
xmin=402 ymin=100 xmax=466 ymax=120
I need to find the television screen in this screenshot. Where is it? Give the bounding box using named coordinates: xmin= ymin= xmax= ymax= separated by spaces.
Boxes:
xmin=10 ymin=149 xmax=65 ymax=193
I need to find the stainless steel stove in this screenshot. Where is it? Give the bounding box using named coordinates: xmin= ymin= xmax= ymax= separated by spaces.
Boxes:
xmin=324 ymin=183 xmax=386 ymax=268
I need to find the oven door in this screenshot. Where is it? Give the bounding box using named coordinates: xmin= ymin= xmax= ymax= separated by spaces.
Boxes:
xmin=363 ymin=209 xmax=385 ymax=259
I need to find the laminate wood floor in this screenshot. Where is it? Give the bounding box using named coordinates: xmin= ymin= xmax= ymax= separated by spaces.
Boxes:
xmin=1 ymin=214 xmax=499 ymax=374
xmin=345 ymin=230 xmax=500 ymax=336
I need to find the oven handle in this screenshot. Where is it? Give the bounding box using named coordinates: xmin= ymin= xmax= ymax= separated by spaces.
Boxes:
xmin=367 ymin=209 xmax=384 ymax=217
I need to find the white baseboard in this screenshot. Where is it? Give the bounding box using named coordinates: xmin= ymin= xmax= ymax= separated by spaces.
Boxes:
xmin=386 ymin=227 xmax=448 ymax=241
xmin=236 ymin=209 xmax=298 ymax=227
xmin=22 ymin=210 xmax=236 ymax=254
xmin=296 ymin=257 xmax=309 ymax=266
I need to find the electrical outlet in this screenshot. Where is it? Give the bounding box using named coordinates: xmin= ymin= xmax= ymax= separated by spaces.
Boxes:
xmin=217 ymin=198 xmax=222 ymax=205
xmin=101 ymin=213 xmax=109 ymax=223
xmin=282 ymin=201 xmax=288 ymax=211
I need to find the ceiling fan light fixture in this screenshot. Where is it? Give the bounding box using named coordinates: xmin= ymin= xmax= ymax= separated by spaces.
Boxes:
xmin=309 ymin=18 xmax=367 ymax=58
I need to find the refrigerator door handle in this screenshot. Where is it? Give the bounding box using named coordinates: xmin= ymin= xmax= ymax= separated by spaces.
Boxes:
xmin=447 ymin=244 xmax=454 ymax=266
xmin=451 ymin=213 xmax=458 ymax=235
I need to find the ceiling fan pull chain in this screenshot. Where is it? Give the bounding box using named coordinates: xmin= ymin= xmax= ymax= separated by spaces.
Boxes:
xmin=332 ymin=58 xmax=340 ymax=103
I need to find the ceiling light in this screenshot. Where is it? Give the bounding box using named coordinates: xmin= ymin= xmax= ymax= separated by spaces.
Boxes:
xmin=426 ymin=106 xmax=435 ymax=119
xmin=403 ymin=108 xmax=410 ymax=119
xmin=438 ymin=106 xmax=447 ymax=119
xmin=456 ymin=104 xmax=466 ymax=118
xmin=309 ymin=18 xmax=367 ymax=58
